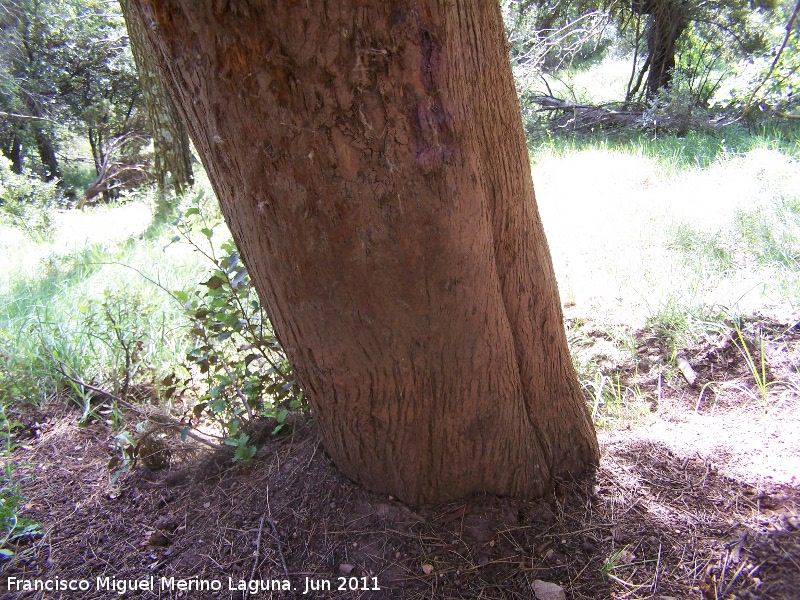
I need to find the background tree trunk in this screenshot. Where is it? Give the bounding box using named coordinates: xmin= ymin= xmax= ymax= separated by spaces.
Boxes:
xmin=34 ymin=129 xmax=61 ymax=183
xmin=1 ymin=130 xmax=23 ymax=174
xmin=120 ymin=0 xmax=193 ymax=218
xmin=17 ymin=94 xmax=62 ymax=184
xmin=133 ymin=0 xmax=599 ymax=505
xmin=634 ymin=0 xmax=688 ymax=99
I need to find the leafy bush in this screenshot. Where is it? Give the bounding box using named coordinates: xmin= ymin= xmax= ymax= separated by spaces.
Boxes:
xmin=709 ymin=4 xmax=799 ymax=119
xmin=0 ymin=157 xmax=61 ymax=238
xmin=639 ymin=84 xmax=713 ymax=134
xmin=0 ymin=401 xmax=40 ymax=559
xmin=161 ymin=198 xmax=305 ymax=463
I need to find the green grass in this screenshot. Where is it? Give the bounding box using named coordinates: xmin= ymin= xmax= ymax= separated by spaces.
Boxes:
xmin=1 ymin=168 xmax=304 ymax=483
xmin=531 ymin=123 xmax=800 ymax=173
xmin=582 ymin=371 xmax=651 ymax=429
xmin=536 ymin=120 xmax=800 ymax=316
xmin=734 ymin=197 xmax=800 ymax=269
xmin=666 ymin=195 xmax=800 ymax=314
xmin=533 ymin=113 xmax=800 ymax=420
xmin=0 ymin=400 xmax=41 ymax=558
xmin=671 ymin=223 xmax=734 ymax=274
xmin=0 ymin=191 xmax=215 ymax=411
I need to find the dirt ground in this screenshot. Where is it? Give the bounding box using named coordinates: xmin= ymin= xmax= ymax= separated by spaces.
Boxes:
xmin=2 ymin=320 xmax=799 ymax=599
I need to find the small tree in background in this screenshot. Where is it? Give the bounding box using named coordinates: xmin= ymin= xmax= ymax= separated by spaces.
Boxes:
xmin=504 ymin=0 xmax=783 ymax=106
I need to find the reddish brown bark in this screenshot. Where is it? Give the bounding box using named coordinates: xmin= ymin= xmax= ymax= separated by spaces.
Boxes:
xmin=133 ymin=0 xmax=599 ymax=505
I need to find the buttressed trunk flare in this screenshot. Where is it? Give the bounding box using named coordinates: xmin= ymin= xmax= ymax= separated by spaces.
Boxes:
xmin=133 ymin=0 xmax=599 ymax=505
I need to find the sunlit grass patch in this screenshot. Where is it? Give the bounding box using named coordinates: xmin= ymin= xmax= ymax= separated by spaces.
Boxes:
xmin=0 ymin=192 xmax=214 ymax=409
xmin=734 ymin=197 xmax=800 ymax=269
xmin=671 ymin=223 xmax=734 ymax=274
xmin=532 ymin=124 xmax=800 ymax=173
xmin=666 ymin=192 xmax=800 ymax=314
xmin=565 ymin=316 xmax=653 ymax=428
xmin=583 ymin=371 xmax=652 ymax=430
xmin=536 ymin=125 xmax=800 ymax=430
xmin=537 ymin=130 xmax=800 ymax=324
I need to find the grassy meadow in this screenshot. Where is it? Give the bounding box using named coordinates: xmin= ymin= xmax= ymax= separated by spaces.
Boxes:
xmin=0 ymin=188 xmax=209 ymax=413
xmin=532 ymin=125 xmax=800 ymax=425
xmin=535 ymin=127 xmax=800 ymax=323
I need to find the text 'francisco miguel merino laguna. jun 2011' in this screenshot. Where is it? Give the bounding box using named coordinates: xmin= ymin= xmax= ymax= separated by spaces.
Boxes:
xmin=6 ymin=574 xmax=383 ymax=595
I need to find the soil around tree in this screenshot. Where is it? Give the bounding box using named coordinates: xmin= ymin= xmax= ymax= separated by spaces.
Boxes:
xmin=2 ymin=320 xmax=799 ymax=599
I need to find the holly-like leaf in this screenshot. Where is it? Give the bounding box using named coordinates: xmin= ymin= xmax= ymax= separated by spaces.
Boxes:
xmin=203 ymin=275 xmax=225 ymax=290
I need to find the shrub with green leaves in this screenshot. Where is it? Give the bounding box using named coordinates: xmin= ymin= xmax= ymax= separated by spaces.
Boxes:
xmin=0 ymin=157 xmax=60 ymax=238
xmin=718 ymin=5 xmax=800 ymax=118
xmin=0 ymin=401 xmax=40 ymax=558
xmin=166 ymin=201 xmax=305 ymax=462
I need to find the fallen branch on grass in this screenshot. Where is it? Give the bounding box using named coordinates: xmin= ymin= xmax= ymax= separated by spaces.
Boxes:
xmin=529 ymin=94 xmax=644 ymax=130
xmin=527 ymin=94 xmax=723 ymax=133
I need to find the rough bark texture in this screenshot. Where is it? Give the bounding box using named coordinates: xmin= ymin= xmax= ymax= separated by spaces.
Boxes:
xmin=120 ymin=0 xmax=193 ymax=210
xmin=133 ymin=0 xmax=599 ymax=505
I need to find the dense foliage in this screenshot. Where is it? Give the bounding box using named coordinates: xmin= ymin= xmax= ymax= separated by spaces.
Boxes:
xmin=0 ymin=0 xmax=145 ymax=201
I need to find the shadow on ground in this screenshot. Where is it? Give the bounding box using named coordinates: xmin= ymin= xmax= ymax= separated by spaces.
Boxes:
xmin=2 ymin=406 xmax=798 ymax=599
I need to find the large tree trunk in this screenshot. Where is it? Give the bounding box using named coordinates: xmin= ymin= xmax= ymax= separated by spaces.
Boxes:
xmin=119 ymin=0 xmax=193 ymax=217
xmin=134 ymin=0 xmax=599 ymax=505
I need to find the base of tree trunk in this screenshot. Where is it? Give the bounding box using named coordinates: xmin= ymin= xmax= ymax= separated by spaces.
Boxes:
xmin=136 ymin=0 xmax=599 ymax=505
